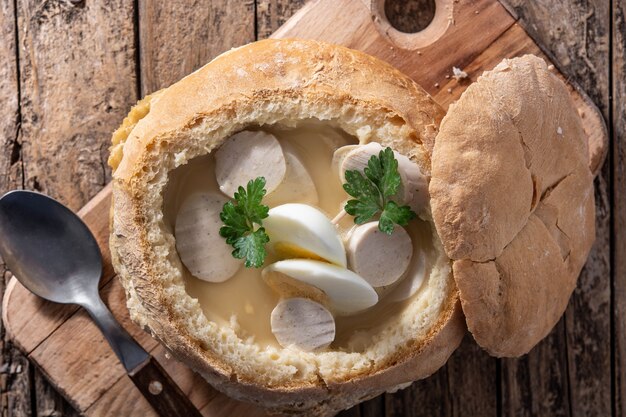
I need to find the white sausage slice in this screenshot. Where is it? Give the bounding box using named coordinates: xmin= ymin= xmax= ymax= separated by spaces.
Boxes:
xmin=271 ymin=298 xmax=335 ymax=351
xmin=331 ymin=144 xmax=359 ymax=176
xmin=336 ymin=142 xmax=429 ymax=213
xmin=215 ymin=130 xmax=286 ymax=197
xmin=262 ymin=259 xmax=378 ymax=315
xmin=386 ymin=249 xmax=427 ymax=302
xmin=347 ymin=222 xmax=412 ymax=287
xmin=265 ymin=144 xmax=318 ymax=206
xmin=175 ymin=192 xmax=241 ymax=282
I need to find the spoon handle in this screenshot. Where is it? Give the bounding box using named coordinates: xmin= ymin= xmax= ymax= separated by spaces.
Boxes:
xmin=85 ymin=297 xmax=149 ymax=371
xmin=85 ymin=298 xmax=203 ymax=417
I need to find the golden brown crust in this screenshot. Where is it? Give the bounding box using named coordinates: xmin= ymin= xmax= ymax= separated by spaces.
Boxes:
xmin=109 ymin=39 xmax=461 ymax=416
xmin=430 ymin=55 xmax=595 ymax=357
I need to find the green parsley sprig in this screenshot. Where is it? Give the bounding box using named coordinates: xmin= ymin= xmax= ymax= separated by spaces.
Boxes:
xmin=219 ymin=177 xmax=270 ymax=268
xmin=343 ymin=147 xmax=417 ymax=235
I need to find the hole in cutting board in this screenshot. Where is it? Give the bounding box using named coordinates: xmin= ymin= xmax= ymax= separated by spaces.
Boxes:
xmin=384 ymin=0 xmax=436 ymax=33
xmin=370 ymin=0 xmax=453 ymax=50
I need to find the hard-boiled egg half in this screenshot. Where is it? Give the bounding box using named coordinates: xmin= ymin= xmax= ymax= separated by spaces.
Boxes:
xmin=263 ymin=203 xmax=347 ymax=266
xmin=263 ymin=259 xmax=378 ymax=315
xmin=262 ymin=203 xmax=378 ymax=314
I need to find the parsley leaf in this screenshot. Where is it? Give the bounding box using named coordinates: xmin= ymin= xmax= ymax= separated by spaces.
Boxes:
xmin=365 ymin=147 xmax=401 ymax=199
xmin=379 ymin=201 xmax=416 ymax=234
xmin=219 ymin=177 xmax=270 ymax=268
xmin=231 ymin=228 xmax=270 ymax=268
xmin=343 ymin=147 xmax=417 ymax=235
xmin=343 ymin=170 xmax=381 ymax=224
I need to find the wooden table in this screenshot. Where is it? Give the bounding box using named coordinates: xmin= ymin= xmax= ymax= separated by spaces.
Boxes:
xmin=0 ymin=1 xmax=621 ymax=416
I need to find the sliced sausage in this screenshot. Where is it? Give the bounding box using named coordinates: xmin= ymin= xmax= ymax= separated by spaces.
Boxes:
xmin=265 ymin=143 xmax=318 ymax=206
xmin=175 ymin=192 xmax=241 ymax=282
xmin=271 ymin=297 xmax=335 ymax=351
xmin=347 ymin=222 xmax=412 ymax=287
xmin=386 ymin=249 xmax=427 ymax=302
xmin=215 ymin=130 xmax=286 ymax=197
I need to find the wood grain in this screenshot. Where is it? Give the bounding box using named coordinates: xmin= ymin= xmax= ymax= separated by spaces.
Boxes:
xmin=138 ymin=0 xmax=256 ymax=95
xmin=384 ymin=365 xmax=450 ymax=417
xmin=502 ymin=321 xmax=572 ymax=417
xmin=16 ymin=0 xmax=137 ymax=211
xmin=29 ymin=280 xmax=158 ymax=412
xmin=0 ymin=0 xmax=21 ymax=194
xmin=0 ymin=0 xmax=30 ymax=416
xmin=500 ymin=2 xmax=612 ymax=417
xmin=502 ymin=0 xmax=610 ymax=116
xmin=256 ymin=0 xmax=307 ymax=39
xmin=614 ymin=1 xmax=626 ymax=416
xmin=446 ymin=337 xmax=497 ymax=417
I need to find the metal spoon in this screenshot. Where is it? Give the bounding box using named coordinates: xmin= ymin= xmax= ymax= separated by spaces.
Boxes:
xmin=0 ymin=190 xmax=202 ymax=417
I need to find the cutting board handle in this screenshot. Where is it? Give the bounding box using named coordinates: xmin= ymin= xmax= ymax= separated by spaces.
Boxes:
xmin=129 ymin=356 xmax=204 ymax=417
xmin=369 ymin=0 xmax=455 ymax=50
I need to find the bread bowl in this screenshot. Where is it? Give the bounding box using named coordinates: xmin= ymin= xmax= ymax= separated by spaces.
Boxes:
xmin=108 ymin=39 xmax=594 ymax=416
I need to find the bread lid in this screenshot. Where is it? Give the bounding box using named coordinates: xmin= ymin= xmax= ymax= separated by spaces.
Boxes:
xmin=429 ymin=55 xmax=595 ymax=357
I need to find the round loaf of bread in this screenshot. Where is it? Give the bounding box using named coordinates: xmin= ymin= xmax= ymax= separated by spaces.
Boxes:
xmin=430 ymin=56 xmax=595 ymax=357
xmin=109 ymin=39 xmax=465 ymax=416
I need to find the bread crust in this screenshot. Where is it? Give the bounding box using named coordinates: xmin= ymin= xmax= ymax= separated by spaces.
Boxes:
xmin=109 ymin=39 xmax=463 ymax=416
xmin=430 ymin=56 xmax=595 ymax=357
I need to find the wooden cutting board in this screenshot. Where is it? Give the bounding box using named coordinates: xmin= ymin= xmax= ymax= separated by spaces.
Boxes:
xmin=2 ymin=1 xmax=608 ymax=416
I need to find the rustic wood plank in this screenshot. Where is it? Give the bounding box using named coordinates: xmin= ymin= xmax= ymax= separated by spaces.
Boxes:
xmin=0 ymin=332 xmax=32 ymax=417
xmin=360 ymin=395 xmax=383 ymax=417
xmin=383 ymin=336 xmax=496 ymax=417
xmin=498 ymin=2 xmax=612 ymax=417
xmin=338 ymin=405 xmax=362 ymax=417
xmin=0 ymin=0 xmax=31 ymax=415
xmin=384 ymin=366 xmax=450 ymax=417
xmin=563 ymin=167 xmax=611 ymax=417
xmin=501 ymin=0 xmax=610 ymax=116
xmin=256 ymin=0 xmax=307 ymax=40
xmin=33 ymin=370 xmax=80 ymax=417
xmin=502 ymin=321 xmax=571 ymax=417
xmin=16 ymin=0 xmax=137 ymax=211
xmin=29 ymin=278 xmax=159 ymax=412
xmin=138 ymin=0 xmax=256 ymax=95
xmin=613 ymin=1 xmax=626 ymax=416
xmin=86 ymin=372 xmax=158 ymax=417
xmin=0 ymin=0 xmax=22 ymax=194
xmin=446 ymin=337 xmax=497 ymax=417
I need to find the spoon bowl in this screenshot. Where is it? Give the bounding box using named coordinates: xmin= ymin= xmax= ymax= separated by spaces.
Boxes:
xmin=0 ymin=190 xmax=102 ymax=306
xmin=0 ymin=189 xmax=203 ymax=417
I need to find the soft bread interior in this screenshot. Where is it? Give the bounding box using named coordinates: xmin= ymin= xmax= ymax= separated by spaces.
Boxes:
xmin=109 ymin=39 xmax=464 ymax=414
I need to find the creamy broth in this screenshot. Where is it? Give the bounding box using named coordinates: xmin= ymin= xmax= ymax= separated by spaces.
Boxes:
xmin=164 ymin=121 xmax=434 ymax=350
